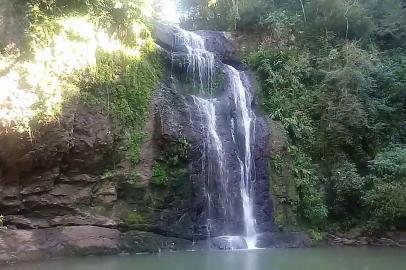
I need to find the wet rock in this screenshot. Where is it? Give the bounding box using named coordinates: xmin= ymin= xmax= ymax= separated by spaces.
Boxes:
xmin=4 ymin=214 xmax=116 ymax=229
xmin=327 ymin=232 xmax=406 ymax=247
xmin=59 ymin=174 xmax=99 ymax=183
xmin=0 ymin=185 xmax=22 ymax=214
xmin=268 ymin=120 xmax=299 ymax=228
xmin=20 ymin=172 xmax=58 ymax=195
xmin=210 ymin=236 xmax=248 ymax=250
xmin=61 ymin=104 xmax=113 ymax=175
xmin=195 ymin=30 xmax=236 ymax=61
xmin=120 ymin=231 xmax=192 ymax=253
xmin=153 ymin=21 xmax=178 ymax=51
xmin=153 ymin=21 xmax=236 ymax=61
xmin=252 ymin=114 xmax=276 ymax=232
xmin=3 ymin=215 xmax=50 ymax=229
xmin=49 ymin=214 xmax=117 ymax=228
xmin=94 ymin=181 xmax=117 ymax=205
xmin=0 ymin=226 xmax=121 ymax=265
xmin=256 ymin=232 xmax=312 ymax=248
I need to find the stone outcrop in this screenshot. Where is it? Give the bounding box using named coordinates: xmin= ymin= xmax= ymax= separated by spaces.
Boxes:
xmin=327 ymin=231 xmax=406 ymax=247
xmin=0 ymin=226 xmax=193 ymax=265
xmin=210 ymin=236 xmax=248 ymax=250
xmin=152 ymin=22 xmax=277 ymax=239
xmin=269 ymin=120 xmax=299 ymax=228
xmin=0 ymin=21 xmax=312 ymax=265
xmin=0 ymin=226 xmax=120 ymax=264
xmin=0 ymin=103 xmax=114 ymax=222
xmin=153 ymin=21 xmax=236 ymax=62
xmin=256 ymin=232 xmax=312 ymax=248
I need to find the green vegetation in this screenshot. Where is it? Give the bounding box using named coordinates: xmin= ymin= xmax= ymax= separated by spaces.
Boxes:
xmin=2 ymin=0 xmax=404 ymax=238
xmin=152 ymin=161 xmax=169 ymax=186
xmin=182 ymin=0 xmax=406 ymax=233
xmin=0 ymin=0 xmax=159 ymax=132
xmin=363 ymin=145 xmax=406 ymax=230
xmin=151 ymin=137 xmax=191 ymax=187
xmin=80 ymin=49 xmax=163 ymax=165
xmin=1 ymin=0 xmax=163 ymax=167
xmin=122 ymin=210 xmax=147 ymax=227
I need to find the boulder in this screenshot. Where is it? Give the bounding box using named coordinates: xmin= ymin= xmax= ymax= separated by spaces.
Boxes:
xmin=153 ymin=21 xmax=236 ymax=61
xmin=0 ymin=226 xmax=120 ymax=265
xmin=210 ymin=236 xmax=248 ymax=250
xmin=256 ymin=232 xmax=312 ymax=248
xmin=195 ymin=30 xmax=236 ymax=61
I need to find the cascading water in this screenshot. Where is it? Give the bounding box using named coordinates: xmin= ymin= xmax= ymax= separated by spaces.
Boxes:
xmin=174 ymin=30 xmax=215 ymax=94
xmin=172 ymin=27 xmax=258 ymax=249
xmin=226 ymin=65 xmax=257 ymax=249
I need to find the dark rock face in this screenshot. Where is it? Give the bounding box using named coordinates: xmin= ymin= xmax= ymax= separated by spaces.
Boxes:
xmin=152 ymin=22 xmax=276 ymax=240
xmin=268 ymin=120 xmax=299 ymax=228
xmin=153 ymin=22 xmax=236 ymax=62
xmin=195 ymin=30 xmax=236 ymax=61
xmin=256 ymin=232 xmax=312 ymax=248
xmin=0 ymin=226 xmax=121 ymax=264
xmin=0 ymin=22 xmax=306 ymax=264
xmin=210 ymin=236 xmax=248 ymax=250
xmin=327 ymin=231 xmax=406 ymax=247
xmin=120 ymin=231 xmax=193 ymax=253
xmin=0 ymin=226 xmax=193 ymax=264
xmin=0 ymin=104 xmax=114 ymax=222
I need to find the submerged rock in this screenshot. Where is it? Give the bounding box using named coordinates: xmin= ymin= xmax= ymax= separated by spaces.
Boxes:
xmin=255 ymin=232 xmax=312 ymax=248
xmin=0 ymin=227 xmax=195 ymax=265
xmin=120 ymin=231 xmax=193 ymax=253
xmin=210 ymin=236 xmax=248 ymax=250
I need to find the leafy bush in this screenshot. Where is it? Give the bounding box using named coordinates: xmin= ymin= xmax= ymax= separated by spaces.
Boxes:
xmin=304 ymin=0 xmax=373 ymax=41
xmin=328 ymin=161 xmax=365 ymax=218
xmin=363 ymin=145 xmax=406 ymax=230
xmin=151 ymin=162 xmax=168 ymax=186
xmin=80 ymin=48 xmax=163 ymax=164
xmin=258 ymin=9 xmax=301 ymax=45
xmin=290 ymin=145 xmax=328 ymax=227
xmin=248 ymin=49 xmax=327 ymax=228
xmin=247 ymin=49 xmax=316 ymax=147
xmin=1 ymin=0 xmax=160 ymax=134
xmin=185 ymin=0 xmax=406 ymax=233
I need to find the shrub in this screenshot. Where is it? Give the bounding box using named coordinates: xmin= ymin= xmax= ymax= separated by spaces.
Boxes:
xmin=290 ymin=145 xmax=328 ymax=228
xmin=328 ymin=161 xmax=365 ymax=218
xmin=363 ymin=145 xmax=406 ymax=230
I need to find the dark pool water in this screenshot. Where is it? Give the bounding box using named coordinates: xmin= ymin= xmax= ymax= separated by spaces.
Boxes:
xmin=4 ymin=247 xmax=406 ymax=270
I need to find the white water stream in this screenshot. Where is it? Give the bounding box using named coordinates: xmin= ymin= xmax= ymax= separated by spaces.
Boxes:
xmin=174 ymin=28 xmax=257 ymax=249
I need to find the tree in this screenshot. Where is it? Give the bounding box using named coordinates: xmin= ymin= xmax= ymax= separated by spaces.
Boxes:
xmin=363 ymin=0 xmax=406 ymax=48
xmin=304 ymin=0 xmax=373 ymax=41
xmin=363 ymin=145 xmax=406 ymax=230
xmin=328 ymin=161 xmax=365 ymax=220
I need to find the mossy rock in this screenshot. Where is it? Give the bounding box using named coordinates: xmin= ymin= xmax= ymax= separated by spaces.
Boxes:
xmin=270 ymin=120 xmax=299 ymax=228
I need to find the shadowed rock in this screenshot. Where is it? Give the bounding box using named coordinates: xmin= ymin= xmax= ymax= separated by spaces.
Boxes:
xmin=256 ymin=232 xmax=312 ymax=248
xmin=210 ymin=236 xmax=248 ymax=250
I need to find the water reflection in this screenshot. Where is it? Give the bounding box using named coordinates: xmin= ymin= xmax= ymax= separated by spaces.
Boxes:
xmin=4 ymin=247 xmax=406 ymax=270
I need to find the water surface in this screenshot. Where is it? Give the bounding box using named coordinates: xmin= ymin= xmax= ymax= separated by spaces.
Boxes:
xmin=5 ymin=247 xmax=406 ymax=270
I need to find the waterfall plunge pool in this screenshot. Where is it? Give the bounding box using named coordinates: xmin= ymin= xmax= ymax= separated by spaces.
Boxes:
xmin=4 ymin=247 xmax=405 ymax=270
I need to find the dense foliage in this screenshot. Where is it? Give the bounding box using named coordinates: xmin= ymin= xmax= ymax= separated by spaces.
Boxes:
xmin=1 ymin=0 xmax=163 ymax=166
xmin=182 ymin=0 xmax=406 ymax=233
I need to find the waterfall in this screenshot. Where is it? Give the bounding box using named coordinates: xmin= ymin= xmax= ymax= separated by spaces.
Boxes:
xmin=173 ymin=28 xmax=258 ymax=249
xmin=174 ymin=29 xmax=215 ymax=93
xmin=192 ymin=96 xmax=232 ymax=234
xmin=226 ymin=65 xmax=257 ymax=249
